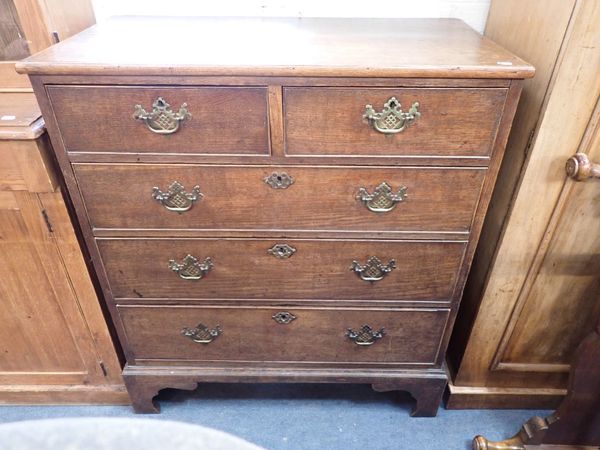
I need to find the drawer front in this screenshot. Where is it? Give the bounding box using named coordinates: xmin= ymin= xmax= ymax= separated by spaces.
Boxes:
xmin=118 ymin=305 xmax=449 ymax=365
xmin=284 ymin=87 xmax=507 ymax=157
xmin=47 ymin=86 xmax=269 ymax=154
xmin=75 ymin=164 xmax=485 ymax=233
xmin=98 ymin=238 xmax=466 ymax=300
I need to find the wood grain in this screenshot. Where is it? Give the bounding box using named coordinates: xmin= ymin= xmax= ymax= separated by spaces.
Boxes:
xmin=493 ymin=99 xmax=600 ymax=371
xmin=284 ymin=87 xmax=507 ymax=157
xmin=0 ymin=190 xmax=124 ymax=397
xmin=0 ymin=93 xmax=41 ymax=134
xmin=16 ymin=17 xmax=534 ymax=79
xmin=446 ymin=382 xmax=565 ymax=409
xmin=450 ymin=0 xmax=600 ymax=406
xmin=0 ymin=86 xmax=125 ymax=402
xmin=73 ymin=164 xmax=485 ymax=233
xmin=21 ymin=16 xmax=531 ymax=414
xmin=0 ymin=139 xmax=56 ymax=192
xmin=48 ymin=85 xmax=269 ymax=154
xmin=98 ymin=238 xmax=466 ymax=301
xmin=122 ymin=364 xmax=448 ymax=415
xmin=0 ymin=62 xmax=31 ymax=91
xmin=118 ymin=305 xmax=449 ymax=365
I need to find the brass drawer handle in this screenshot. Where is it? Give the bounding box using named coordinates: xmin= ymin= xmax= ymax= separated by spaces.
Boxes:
xmin=133 ymin=97 xmax=191 ymax=134
xmin=267 ymin=243 xmax=296 ymax=259
xmin=356 ymin=182 xmax=407 ymax=213
xmin=152 ymin=181 xmax=203 ymax=213
xmin=169 ymin=254 xmax=213 ymax=280
xmin=363 ymin=97 xmax=420 ymax=134
xmin=264 ymin=172 xmax=294 ymax=189
xmin=351 ymin=256 xmax=396 ymax=282
xmin=272 ymin=311 xmax=297 ymax=324
xmin=346 ymin=325 xmax=385 ymax=346
xmin=181 ymin=322 xmax=222 ymax=344
xmin=566 ymin=153 xmax=600 ymax=181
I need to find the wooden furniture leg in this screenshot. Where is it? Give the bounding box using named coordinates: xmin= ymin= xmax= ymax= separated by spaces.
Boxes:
xmin=372 ymin=377 xmax=447 ymax=417
xmin=473 ymin=314 xmax=600 ymax=449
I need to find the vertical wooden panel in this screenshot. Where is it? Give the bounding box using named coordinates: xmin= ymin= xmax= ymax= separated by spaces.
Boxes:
xmin=450 ymin=0 xmax=600 ymax=408
xmin=496 ymin=101 xmax=600 ymax=370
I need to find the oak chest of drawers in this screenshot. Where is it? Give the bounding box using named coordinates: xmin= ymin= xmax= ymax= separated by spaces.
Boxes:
xmin=17 ymin=16 xmax=534 ymax=416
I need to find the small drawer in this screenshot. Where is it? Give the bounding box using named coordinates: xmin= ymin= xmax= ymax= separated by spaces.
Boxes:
xmin=118 ymin=305 xmax=450 ymax=365
xmin=284 ymin=87 xmax=507 ymax=158
xmin=47 ymin=86 xmax=269 ymax=154
xmin=74 ymin=164 xmax=485 ymax=233
xmin=97 ymin=238 xmax=466 ymax=301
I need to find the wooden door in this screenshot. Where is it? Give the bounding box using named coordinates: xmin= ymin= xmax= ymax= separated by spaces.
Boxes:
xmin=0 ymin=189 xmax=127 ymax=403
xmin=0 ymin=93 xmax=127 ymax=403
xmin=448 ymin=0 xmax=600 ymax=408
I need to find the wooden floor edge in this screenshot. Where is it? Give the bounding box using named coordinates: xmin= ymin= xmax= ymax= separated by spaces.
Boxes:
xmin=0 ymin=384 xmax=130 ymax=405
xmin=445 ymin=383 xmax=565 ymax=410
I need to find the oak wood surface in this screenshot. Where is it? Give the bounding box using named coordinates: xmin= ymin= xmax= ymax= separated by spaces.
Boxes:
xmin=284 ymin=87 xmax=507 ymax=157
xmin=0 ymin=93 xmax=42 ymax=134
xmin=446 ymin=382 xmax=565 ymax=410
xmin=98 ymin=238 xmax=466 ymax=301
xmin=73 ymin=164 xmax=485 ymax=233
xmin=118 ymin=305 xmax=449 ymax=365
xmin=16 ymin=17 xmax=534 ymax=79
xmin=0 ymin=83 xmax=125 ymax=403
xmin=0 ymin=62 xmax=31 ymax=91
xmin=0 ymin=93 xmax=55 ymax=191
xmin=0 ymin=138 xmax=56 ymax=192
xmin=31 ymin=75 xmax=514 ymax=88
xmin=122 ymin=364 xmax=448 ymax=415
xmin=21 ymin=16 xmax=531 ymax=415
xmin=0 ymin=190 xmax=125 ymax=401
xmin=449 ymin=0 xmax=600 ymax=408
xmin=48 ymin=85 xmax=269 ymax=154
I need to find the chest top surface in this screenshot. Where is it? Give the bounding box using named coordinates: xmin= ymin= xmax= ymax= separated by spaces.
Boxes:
xmin=16 ymin=16 xmax=534 ymax=79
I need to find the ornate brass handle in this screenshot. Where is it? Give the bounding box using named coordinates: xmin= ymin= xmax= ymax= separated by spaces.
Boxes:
xmin=169 ymin=255 xmax=213 ymax=280
xmin=346 ymin=325 xmax=385 ymax=346
xmin=152 ymin=181 xmax=202 ymax=213
xmin=356 ymin=182 xmax=407 ymax=213
xmin=350 ymin=256 xmax=396 ymax=282
xmin=566 ymin=153 xmax=600 ymax=181
xmin=133 ymin=97 xmax=191 ymax=134
xmin=181 ymin=322 xmax=222 ymax=344
xmin=363 ymin=97 xmax=420 ymax=134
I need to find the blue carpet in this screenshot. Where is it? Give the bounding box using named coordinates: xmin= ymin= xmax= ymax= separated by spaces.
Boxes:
xmin=0 ymin=384 xmax=550 ymax=450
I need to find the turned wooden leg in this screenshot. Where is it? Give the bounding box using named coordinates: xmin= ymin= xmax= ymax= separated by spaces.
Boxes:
xmin=472 ymin=415 xmax=553 ymax=450
xmin=372 ymin=377 xmax=447 ymax=417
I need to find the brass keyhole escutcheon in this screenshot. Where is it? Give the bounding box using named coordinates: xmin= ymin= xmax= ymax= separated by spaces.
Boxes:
xmin=267 ymin=243 xmax=297 ymax=259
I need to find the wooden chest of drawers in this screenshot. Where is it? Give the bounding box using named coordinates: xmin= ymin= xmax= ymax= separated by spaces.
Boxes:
xmin=17 ymin=16 xmax=534 ymax=416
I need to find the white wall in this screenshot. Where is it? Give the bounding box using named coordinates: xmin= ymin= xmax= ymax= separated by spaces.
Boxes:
xmin=91 ymin=0 xmax=491 ymax=33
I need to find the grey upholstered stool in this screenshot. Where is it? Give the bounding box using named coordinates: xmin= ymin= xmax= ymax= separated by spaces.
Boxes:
xmin=0 ymin=417 xmax=266 ymax=450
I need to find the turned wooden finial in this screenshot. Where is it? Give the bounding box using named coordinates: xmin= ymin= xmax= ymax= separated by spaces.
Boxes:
xmin=565 ymin=153 xmax=600 ymax=181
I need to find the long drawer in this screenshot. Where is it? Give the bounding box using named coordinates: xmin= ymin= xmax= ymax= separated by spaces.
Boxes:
xmin=284 ymin=87 xmax=507 ymax=157
xmin=98 ymin=238 xmax=466 ymax=300
xmin=118 ymin=305 xmax=450 ymax=365
xmin=74 ymin=164 xmax=485 ymax=233
xmin=47 ymin=86 xmax=269 ymax=154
